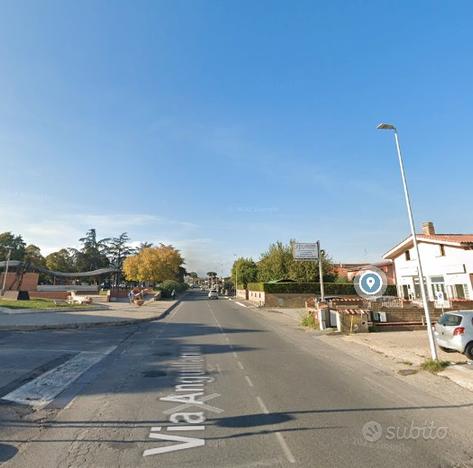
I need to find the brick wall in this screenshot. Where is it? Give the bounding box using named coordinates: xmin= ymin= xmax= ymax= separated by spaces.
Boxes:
xmin=29 ymin=291 xmax=70 ymax=300
xmin=0 ymin=272 xmax=39 ymax=291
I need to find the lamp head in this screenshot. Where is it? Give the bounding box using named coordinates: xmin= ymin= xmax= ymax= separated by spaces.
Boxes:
xmin=377 ymin=123 xmax=396 ymax=131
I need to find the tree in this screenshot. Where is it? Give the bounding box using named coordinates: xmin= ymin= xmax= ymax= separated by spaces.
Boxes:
xmin=257 ymin=240 xmax=334 ymax=282
xmin=0 ymin=232 xmax=26 ymax=261
xmin=24 ymin=244 xmax=46 ymax=268
xmin=257 ymin=241 xmax=293 ymax=282
xmin=106 ymin=233 xmax=135 ymax=269
xmin=231 ymin=257 xmax=258 ymax=288
xmin=73 ymin=229 xmax=110 ymax=272
xmin=123 ymin=244 xmax=185 ymax=284
xmin=138 ymin=242 xmax=153 ymax=252
xmin=45 ymin=249 xmax=76 ymax=272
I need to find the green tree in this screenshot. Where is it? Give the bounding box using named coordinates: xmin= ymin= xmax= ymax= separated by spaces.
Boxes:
xmin=257 ymin=241 xmax=293 ymax=282
xmin=257 ymin=240 xmax=334 ymax=282
xmin=231 ymin=257 xmax=258 ymax=288
xmin=45 ymin=249 xmax=76 ymax=272
xmin=72 ymin=229 xmax=110 ymax=272
xmin=106 ymin=233 xmax=135 ymax=269
xmin=24 ymin=244 xmax=46 ymax=267
xmin=0 ymin=232 xmax=26 ymax=261
xmin=138 ymin=241 xmax=153 ymax=252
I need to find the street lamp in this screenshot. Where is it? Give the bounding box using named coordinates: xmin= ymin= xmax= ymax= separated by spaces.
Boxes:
xmin=233 ymin=254 xmax=238 ymax=298
xmin=377 ymin=123 xmax=438 ymax=360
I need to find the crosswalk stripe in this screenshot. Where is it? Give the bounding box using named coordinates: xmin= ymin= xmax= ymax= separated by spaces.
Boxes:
xmin=2 ymin=346 xmax=116 ymax=408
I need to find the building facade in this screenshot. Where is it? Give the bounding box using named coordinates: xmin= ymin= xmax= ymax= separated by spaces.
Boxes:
xmin=384 ymin=222 xmax=473 ymax=302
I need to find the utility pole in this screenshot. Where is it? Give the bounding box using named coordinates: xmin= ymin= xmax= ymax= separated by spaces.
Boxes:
xmin=317 ymin=241 xmax=325 ymax=302
xmin=1 ymin=247 xmax=12 ymax=297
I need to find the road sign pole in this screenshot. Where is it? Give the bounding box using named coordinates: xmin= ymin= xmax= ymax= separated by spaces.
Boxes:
xmin=317 ymin=241 xmax=325 ymax=302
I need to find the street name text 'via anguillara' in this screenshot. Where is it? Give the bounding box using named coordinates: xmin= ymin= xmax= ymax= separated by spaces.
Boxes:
xmin=144 ymin=346 xmax=222 ymax=457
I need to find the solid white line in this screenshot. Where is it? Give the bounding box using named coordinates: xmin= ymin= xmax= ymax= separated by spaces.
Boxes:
xmin=245 ymin=375 xmax=254 ymax=387
xmin=2 ymin=347 xmax=116 ymax=408
xmin=235 ymin=301 xmax=247 ymax=308
xmin=256 ymin=396 xmax=269 ymax=414
xmin=237 ymin=361 xmax=244 ymax=370
xmin=275 ymin=431 xmax=296 ymax=464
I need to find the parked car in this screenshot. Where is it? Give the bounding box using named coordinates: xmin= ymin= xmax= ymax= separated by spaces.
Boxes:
xmin=208 ymin=290 xmax=219 ymax=300
xmin=434 ymin=311 xmax=473 ymax=359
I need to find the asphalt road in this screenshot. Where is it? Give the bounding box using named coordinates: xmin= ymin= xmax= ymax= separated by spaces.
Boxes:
xmin=1 ymin=290 xmax=473 ymax=467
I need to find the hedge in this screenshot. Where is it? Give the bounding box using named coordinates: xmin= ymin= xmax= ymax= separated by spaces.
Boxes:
xmin=247 ymin=282 xmax=398 ymax=297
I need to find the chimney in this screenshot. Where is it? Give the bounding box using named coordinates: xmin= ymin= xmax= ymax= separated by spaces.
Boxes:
xmin=422 ymin=222 xmax=435 ymax=236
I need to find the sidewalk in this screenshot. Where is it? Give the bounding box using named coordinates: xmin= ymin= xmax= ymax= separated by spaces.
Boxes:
xmin=0 ymin=298 xmax=181 ymax=331
xmin=320 ymin=330 xmax=473 ymax=394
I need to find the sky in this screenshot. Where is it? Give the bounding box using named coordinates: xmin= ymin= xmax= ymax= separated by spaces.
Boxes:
xmin=1 ymin=0 xmax=472 ymax=275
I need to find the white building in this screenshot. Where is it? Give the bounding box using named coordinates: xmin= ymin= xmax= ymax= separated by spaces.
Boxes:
xmin=384 ymin=222 xmax=473 ymax=302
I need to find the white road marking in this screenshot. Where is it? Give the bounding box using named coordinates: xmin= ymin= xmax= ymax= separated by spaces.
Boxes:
xmin=245 ymin=375 xmax=254 ymax=387
xmin=167 ymin=425 xmax=205 ymax=431
xmin=215 ymin=364 xmax=222 ymax=374
xmin=162 ymin=392 xmax=224 ymax=415
xmin=237 ymin=361 xmax=244 ymax=370
xmin=232 ymin=351 xmax=238 ymax=358
xmin=255 ymin=396 xmax=296 ymax=463
xmin=275 ymin=431 xmax=296 ymax=464
xmin=256 ymin=396 xmax=269 ymax=414
xmin=235 ymin=301 xmax=247 ymax=308
xmin=2 ymin=346 xmax=116 ymax=408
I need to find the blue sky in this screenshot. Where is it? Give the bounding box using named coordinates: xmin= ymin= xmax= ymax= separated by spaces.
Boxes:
xmin=1 ymin=0 xmax=472 ymax=275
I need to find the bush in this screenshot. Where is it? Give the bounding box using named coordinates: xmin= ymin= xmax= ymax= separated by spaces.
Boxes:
xmin=247 ymin=282 xmax=356 ymax=295
xmin=247 ymin=281 xmax=397 ymax=297
xmin=300 ymin=313 xmax=317 ymax=328
xmin=158 ymin=280 xmax=188 ymax=298
xmin=421 ymin=358 xmax=449 ymax=374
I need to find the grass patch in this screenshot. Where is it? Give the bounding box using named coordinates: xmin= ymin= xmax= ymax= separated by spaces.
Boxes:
xmin=421 ymin=358 xmax=450 ymax=374
xmin=300 ymin=313 xmax=317 ymax=329
xmin=0 ymin=298 xmax=86 ymax=310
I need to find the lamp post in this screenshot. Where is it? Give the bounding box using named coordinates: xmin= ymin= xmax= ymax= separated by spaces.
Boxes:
xmin=233 ymin=254 xmax=238 ymax=298
xmin=377 ymin=123 xmax=438 ymax=360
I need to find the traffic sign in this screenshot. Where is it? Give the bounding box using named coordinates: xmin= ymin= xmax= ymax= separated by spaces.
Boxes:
xmin=293 ymin=243 xmax=318 ymax=261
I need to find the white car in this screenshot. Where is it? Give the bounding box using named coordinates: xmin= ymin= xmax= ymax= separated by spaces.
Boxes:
xmin=208 ymin=290 xmax=219 ymax=300
xmin=434 ymin=311 xmax=473 ymax=359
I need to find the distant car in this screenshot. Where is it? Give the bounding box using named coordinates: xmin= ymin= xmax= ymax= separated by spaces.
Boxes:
xmin=208 ymin=290 xmax=219 ymax=300
xmin=434 ymin=311 xmax=473 ymax=359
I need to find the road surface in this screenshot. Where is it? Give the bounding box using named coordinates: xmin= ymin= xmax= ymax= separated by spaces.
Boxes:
xmin=1 ymin=290 xmax=473 ymax=467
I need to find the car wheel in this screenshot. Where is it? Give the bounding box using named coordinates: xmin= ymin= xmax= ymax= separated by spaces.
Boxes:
xmin=464 ymin=342 xmax=473 ymax=360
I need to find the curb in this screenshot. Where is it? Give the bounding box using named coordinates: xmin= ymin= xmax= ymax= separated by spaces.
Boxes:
xmin=0 ymin=297 xmax=184 ymax=332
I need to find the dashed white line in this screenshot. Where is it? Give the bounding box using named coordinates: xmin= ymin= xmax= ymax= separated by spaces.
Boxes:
xmin=237 ymin=361 xmax=244 ymax=370
xmin=256 ymin=396 xmax=269 ymax=414
xmin=245 ymin=375 xmax=254 ymax=387
xmin=235 ymin=301 xmax=248 ymax=308
xmin=255 ymin=396 xmax=296 ymax=464
xmin=275 ymin=431 xmax=296 ymax=464
xmin=232 ymin=351 xmax=238 ymax=358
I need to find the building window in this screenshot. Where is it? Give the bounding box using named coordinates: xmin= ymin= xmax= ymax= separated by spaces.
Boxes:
xmin=439 ymin=244 xmax=446 ymax=256
xmin=405 ymin=250 xmax=411 ymax=261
